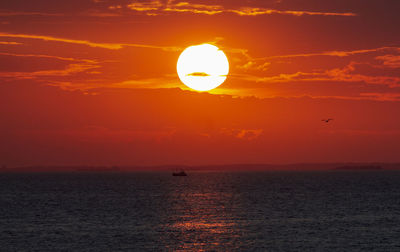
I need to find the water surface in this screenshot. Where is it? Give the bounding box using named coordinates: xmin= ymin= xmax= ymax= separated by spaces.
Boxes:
xmin=1 ymin=171 xmax=400 ymax=251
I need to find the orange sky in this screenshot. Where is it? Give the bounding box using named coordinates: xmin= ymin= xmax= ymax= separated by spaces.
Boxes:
xmin=1 ymin=0 xmax=400 ymax=166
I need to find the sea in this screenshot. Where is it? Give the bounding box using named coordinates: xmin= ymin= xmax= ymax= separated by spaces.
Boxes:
xmin=1 ymin=171 xmax=400 ymax=251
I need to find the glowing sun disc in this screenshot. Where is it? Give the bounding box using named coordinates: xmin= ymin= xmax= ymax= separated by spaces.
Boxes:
xmin=177 ymin=44 xmax=229 ymax=91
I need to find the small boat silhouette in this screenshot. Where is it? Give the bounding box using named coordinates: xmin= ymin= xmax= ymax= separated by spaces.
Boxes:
xmin=172 ymin=171 xmax=187 ymax=176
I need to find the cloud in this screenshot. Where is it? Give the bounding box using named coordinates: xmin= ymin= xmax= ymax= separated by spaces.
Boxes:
xmin=360 ymin=93 xmax=400 ymax=101
xmin=0 ymin=32 xmax=181 ymax=51
xmin=324 ymin=62 xmax=400 ymax=88
xmin=0 ymin=11 xmax=63 ymax=17
xmin=233 ymin=46 xmax=399 ymax=72
xmin=231 ymin=60 xmax=400 ymax=90
xmin=236 ymin=129 xmax=263 ymax=140
xmin=186 ymin=72 xmax=210 ymax=77
xmin=127 ymin=0 xmax=163 ymax=11
xmin=47 ymin=76 xmax=182 ymax=91
xmin=231 ymin=71 xmax=322 ymax=83
xmin=376 ymin=55 xmax=400 ymax=68
xmin=0 ymin=51 xmax=100 ymax=80
xmin=0 ymin=62 xmax=99 ymax=80
xmin=108 ymin=5 xmax=122 ymax=10
xmin=118 ymin=0 xmax=357 ymax=17
xmin=0 ymin=51 xmax=96 ymax=63
xmin=236 ymin=61 xmax=270 ymax=71
xmin=0 ymin=41 xmax=22 ymax=45
xmin=220 ymin=128 xmax=263 ymax=140
xmin=229 ymin=45 xmax=400 ymax=95
xmin=109 ymin=77 xmax=181 ymax=89
xmin=164 ymin=1 xmax=224 ymax=15
xmin=0 ymin=32 xmax=123 ymax=49
xmin=263 ymin=46 xmax=399 ymax=59
xmin=230 ymin=46 xmax=400 ymax=75
xmin=230 ymin=8 xmax=356 ymax=17
xmin=85 ymin=10 xmax=123 ymax=17
xmin=0 ymin=50 xmax=182 ymax=91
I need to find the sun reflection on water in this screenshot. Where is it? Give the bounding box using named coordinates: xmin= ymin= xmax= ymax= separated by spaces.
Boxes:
xmin=160 ymin=174 xmax=244 ymax=251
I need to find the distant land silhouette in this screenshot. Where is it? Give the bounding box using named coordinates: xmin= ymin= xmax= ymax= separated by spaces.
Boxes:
xmin=1 ymin=163 xmax=399 ymax=172
xmin=334 ymin=165 xmax=383 ymax=171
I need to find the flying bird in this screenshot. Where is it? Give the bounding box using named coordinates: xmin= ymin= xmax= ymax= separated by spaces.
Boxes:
xmin=322 ymin=119 xmax=334 ymax=123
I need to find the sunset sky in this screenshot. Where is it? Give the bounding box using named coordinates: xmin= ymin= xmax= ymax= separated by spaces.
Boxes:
xmin=1 ymin=0 xmax=400 ymax=166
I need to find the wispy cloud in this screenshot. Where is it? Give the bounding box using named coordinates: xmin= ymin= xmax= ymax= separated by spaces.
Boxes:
xmin=110 ymin=77 xmax=181 ymax=89
xmin=376 ymin=55 xmax=400 ymax=68
xmin=117 ymin=0 xmax=357 ymax=17
xmin=0 ymin=63 xmax=100 ymax=80
xmin=236 ymin=61 xmax=270 ymax=71
xmin=230 ymin=8 xmax=356 ymax=17
xmin=231 ymin=60 xmax=400 ymax=90
xmin=324 ymin=62 xmax=400 ymax=88
xmin=47 ymin=76 xmax=181 ymax=91
xmin=360 ymin=92 xmax=400 ymax=101
xmin=231 ymin=71 xmax=323 ymax=83
xmin=220 ymin=128 xmax=263 ymax=140
xmin=127 ymin=1 xmax=163 ymax=11
xmin=263 ymin=47 xmax=399 ymax=59
xmin=231 ymin=46 xmax=400 ymax=72
xmin=230 ymin=45 xmax=400 ymax=91
xmin=0 ymin=32 xmax=181 ymax=51
xmin=164 ymin=1 xmax=224 ymax=15
xmin=0 ymin=52 xmax=100 ymax=80
xmin=0 ymin=32 xmax=123 ymax=49
xmin=85 ymin=10 xmax=123 ymax=17
xmin=0 ymin=11 xmax=63 ymax=17
xmin=0 ymin=51 xmax=96 ymax=63
xmin=0 ymin=41 xmax=22 ymax=45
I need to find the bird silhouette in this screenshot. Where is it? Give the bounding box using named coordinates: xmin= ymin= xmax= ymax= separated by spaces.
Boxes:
xmin=322 ymin=119 xmax=334 ymax=123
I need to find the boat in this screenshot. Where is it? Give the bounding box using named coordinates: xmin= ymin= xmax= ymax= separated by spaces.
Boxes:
xmin=172 ymin=171 xmax=187 ymax=176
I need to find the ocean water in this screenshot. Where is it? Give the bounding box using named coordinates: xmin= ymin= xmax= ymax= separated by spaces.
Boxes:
xmin=1 ymin=171 xmax=400 ymax=251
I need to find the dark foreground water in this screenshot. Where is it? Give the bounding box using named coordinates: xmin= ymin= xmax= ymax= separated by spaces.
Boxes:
xmin=1 ymin=171 xmax=400 ymax=251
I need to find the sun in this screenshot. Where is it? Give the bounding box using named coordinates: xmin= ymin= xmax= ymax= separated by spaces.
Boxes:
xmin=177 ymin=44 xmax=229 ymax=91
